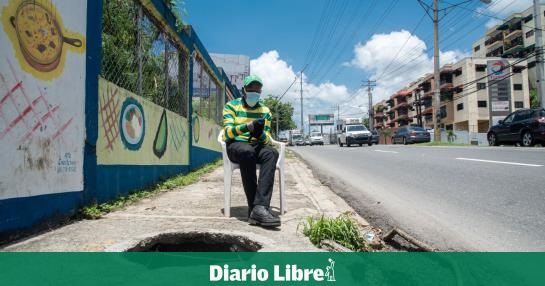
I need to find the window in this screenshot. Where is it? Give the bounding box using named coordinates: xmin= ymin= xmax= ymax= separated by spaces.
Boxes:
xmin=474 ymin=45 xmax=480 ymax=52
xmin=475 ymin=65 xmax=486 ymax=72
xmin=457 ymin=103 xmax=464 ymax=111
xmin=478 ymin=101 xmax=487 ymax=108
xmin=516 ymin=110 xmax=532 ymax=121
xmin=477 ymin=82 xmax=486 ymax=90
xmin=526 ymin=30 xmax=534 ymax=38
xmin=513 ymin=66 xmax=524 ymax=73
xmin=515 ymin=101 xmax=524 ymax=108
xmin=514 ymin=84 xmax=523 ymax=91
xmin=503 ymin=113 xmax=514 ymax=124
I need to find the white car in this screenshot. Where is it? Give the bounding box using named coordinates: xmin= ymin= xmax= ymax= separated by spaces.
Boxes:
xmin=309 ymin=132 xmax=324 ymax=145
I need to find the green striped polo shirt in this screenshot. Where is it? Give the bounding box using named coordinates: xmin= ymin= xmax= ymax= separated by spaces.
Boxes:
xmin=222 ymin=98 xmax=272 ymax=144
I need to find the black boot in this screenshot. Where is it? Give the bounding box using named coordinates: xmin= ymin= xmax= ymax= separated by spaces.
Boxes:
xmin=248 ymin=205 xmax=281 ymax=227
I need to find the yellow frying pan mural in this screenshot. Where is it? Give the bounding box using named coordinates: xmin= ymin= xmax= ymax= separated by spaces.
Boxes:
xmin=2 ymin=0 xmax=85 ymax=80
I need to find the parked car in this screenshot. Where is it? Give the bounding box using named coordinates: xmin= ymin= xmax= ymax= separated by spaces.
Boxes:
xmin=309 ymin=132 xmax=324 ymax=145
xmin=487 ymin=108 xmax=545 ymax=147
xmin=371 ymin=130 xmax=379 ymax=145
xmin=392 ymin=126 xmax=431 ymax=144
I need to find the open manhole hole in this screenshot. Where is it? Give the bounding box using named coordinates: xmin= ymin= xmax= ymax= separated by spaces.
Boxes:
xmin=126 ymin=232 xmax=262 ymax=252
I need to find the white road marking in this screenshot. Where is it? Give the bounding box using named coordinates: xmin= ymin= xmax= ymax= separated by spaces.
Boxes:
xmin=456 ymin=157 xmax=543 ymax=167
xmin=375 ymin=150 xmax=399 ymax=154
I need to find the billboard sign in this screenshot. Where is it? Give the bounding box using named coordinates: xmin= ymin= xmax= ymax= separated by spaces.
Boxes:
xmin=309 ymin=114 xmax=334 ymax=125
xmin=487 ymin=60 xmax=512 ymax=127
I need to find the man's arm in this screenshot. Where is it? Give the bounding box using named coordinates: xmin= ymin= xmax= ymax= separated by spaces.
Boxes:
xmin=222 ymin=103 xmax=249 ymax=141
xmin=258 ymin=112 xmax=272 ymax=144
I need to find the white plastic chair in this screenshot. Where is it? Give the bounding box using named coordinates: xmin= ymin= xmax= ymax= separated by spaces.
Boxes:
xmin=217 ymin=131 xmax=286 ymax=217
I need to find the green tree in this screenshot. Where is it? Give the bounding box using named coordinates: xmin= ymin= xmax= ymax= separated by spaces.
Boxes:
xmin=262 ymin=97 xmax=297 ymax=137
xmin=530 ymin=89 xmax=540 ymax=108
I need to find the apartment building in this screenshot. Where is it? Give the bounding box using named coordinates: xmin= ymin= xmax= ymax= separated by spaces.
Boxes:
xmin=472 ymin=4 xmax=545 ymax=87
xmin=449 ymin=57 xmax=529 ymax=133
xmin=380 ymin=58 xmax=530 ymax=134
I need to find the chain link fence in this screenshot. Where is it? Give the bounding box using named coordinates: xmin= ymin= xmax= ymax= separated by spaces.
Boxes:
xmin=100 ymin=0 xmax=189 ymax=117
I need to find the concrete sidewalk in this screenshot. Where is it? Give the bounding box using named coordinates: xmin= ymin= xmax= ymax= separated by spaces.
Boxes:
xmin=2 ymin=152 xmax=368 ymax=252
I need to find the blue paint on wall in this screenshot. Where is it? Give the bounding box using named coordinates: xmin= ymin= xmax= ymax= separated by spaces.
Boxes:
xmin=0 ymin=192 xmax=82 ymax=235
xmin=83 ymin=0 xmax=102 ymax=204
xmin=95 ymin=164 xmax=190 ymax=203
xmin=190 ymin=146 xmax=221 ymax=170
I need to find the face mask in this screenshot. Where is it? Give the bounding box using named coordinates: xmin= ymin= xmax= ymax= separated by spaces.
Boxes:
xmin=244 ymin=92 xmax=261 ymax=107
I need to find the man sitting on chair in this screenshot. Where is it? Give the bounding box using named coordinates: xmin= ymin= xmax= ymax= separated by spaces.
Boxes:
xmin=222 ymin=75 xmax=280 ymax=228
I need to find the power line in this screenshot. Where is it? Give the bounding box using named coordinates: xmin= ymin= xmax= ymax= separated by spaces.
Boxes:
xmin=374 ymin=0 xmax=516 ymax=85
xmin=442 ymin=0 xmax=545 ymax=32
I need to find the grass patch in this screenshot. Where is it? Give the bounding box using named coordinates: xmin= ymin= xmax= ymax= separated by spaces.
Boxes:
xmin=78 ymin=160 xmax=223 ymax=219
xmin=300 ymin=213 xmax=370 ymax=252
xmin=416 ymin=141 xmax=474 ymax=147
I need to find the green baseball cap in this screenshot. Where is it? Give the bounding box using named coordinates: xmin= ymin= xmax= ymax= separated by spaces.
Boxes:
xmin=243 ymin=75 xmax=263 ymax=87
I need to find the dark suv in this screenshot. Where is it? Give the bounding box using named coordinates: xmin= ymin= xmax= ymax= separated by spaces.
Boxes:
xmin=488 ymin=108 xmax=545 ymax=147
xmin=392 ymin=126 xmax=430 ymax=144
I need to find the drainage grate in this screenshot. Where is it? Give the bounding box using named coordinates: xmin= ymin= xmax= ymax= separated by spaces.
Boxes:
xmin=126 ymin=232 xmax=262 ymax=252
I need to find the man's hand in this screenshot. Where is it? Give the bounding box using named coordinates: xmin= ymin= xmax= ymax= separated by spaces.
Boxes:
xmin=247 ymin=119 xmax=265 ymax=139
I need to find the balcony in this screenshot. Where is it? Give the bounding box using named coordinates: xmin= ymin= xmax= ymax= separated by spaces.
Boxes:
xmin=422 ymin=90 xmax=434 ymax=99
xmin=485 ymin=39 xmax=503 ymax=53
xmin=504 ymin=29 xmax=522 ymax=42
xmin=392 ymin=101 xmax=409 ymax=111
xmin=374 ymin=112 xmax=384 ymax=119
xmin=422 ymin=106 xmax=433 ymax=115
xmin=486 ymin=46 xmax=503 ymax=57
xmin=440 ymin=82 xmax=453 ymax=91
xmin=391 ymin=89 xmax=411 ymax=100
xmin=503 ymin=42 xmax=524 ymax=58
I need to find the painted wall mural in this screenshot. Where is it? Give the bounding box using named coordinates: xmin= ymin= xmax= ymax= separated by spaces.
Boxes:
xmin=97 ymin=78 xmax=189 ymax=166
xmin=1 ymin=0 xmax=85 ymax=81
xmin=0 ymin=0 xmax=86 ymax=200
xmin=192 ymin=114 xmax=221 ymax=152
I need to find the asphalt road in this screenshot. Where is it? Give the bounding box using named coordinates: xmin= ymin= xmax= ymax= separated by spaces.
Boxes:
xmin=290 ymin=144 xmax=545 ymax=251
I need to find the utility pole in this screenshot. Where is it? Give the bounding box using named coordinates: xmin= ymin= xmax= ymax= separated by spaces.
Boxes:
xmin=432 ymin=0 xmax=441 ymax=142
xmin=534 ymin=0 xmax=545 ymax=108
xmin=364 ymin=80 xmax=377 ymax=131
xmin=300 ymin=70 xmax=304 ymax=135
xmin=274 ymin=95 xmax=280 ymax=138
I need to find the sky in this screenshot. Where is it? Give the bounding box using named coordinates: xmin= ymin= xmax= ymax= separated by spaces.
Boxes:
xmin=183 ymin=0 xmax=534 ymax=129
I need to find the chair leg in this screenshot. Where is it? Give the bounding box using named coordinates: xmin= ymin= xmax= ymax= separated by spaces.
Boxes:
xmin=224 ymin=168 xmax=232 ymax=217
xmin=279 ymin=168 xmax=286 ymax=214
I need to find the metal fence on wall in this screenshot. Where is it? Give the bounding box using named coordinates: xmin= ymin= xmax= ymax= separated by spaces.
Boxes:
xmin=100 ymin=0 xmax=189 ymax=117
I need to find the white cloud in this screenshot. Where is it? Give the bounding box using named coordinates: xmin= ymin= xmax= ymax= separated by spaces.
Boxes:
xmin=250 ymin=50 xmax=353 ymax=117
xmin=349 ymin=30 xmax=469 ymax=103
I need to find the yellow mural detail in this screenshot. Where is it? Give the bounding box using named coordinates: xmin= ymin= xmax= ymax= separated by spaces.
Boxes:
xmin=192 ymin=114 xmax=222 ymax=152
xmin=1 ymin=0 xmax=86 ymax=81
xmin=97 ymin=78 xmax=190 ymax=166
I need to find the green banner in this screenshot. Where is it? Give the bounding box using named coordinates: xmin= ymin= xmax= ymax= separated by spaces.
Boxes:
xmin=1 ymin=253 xmax=544 ymax=285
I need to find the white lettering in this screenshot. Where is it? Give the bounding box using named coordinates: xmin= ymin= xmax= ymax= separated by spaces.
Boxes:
xmin=251 ymin=264 xmax=257 ymax=281
xmin=210 ymin=265 xmax=222 ymax=281
xmin=242 ymin=269 xmax=251 ymax=281
xmin=304 ymin=269 xmax=314 ymax=281
xmin=229 ymin=269 xmax=241 ymax=281
xmin=257 ymin=269 xmax=268 ymax=281
xmin=274 ymin=265 xmax=285 ymax=281
xmin=313 ymin=269 xmax=324 ymax=281
xmin=292 ymin=265 xmax=303 ymax=281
